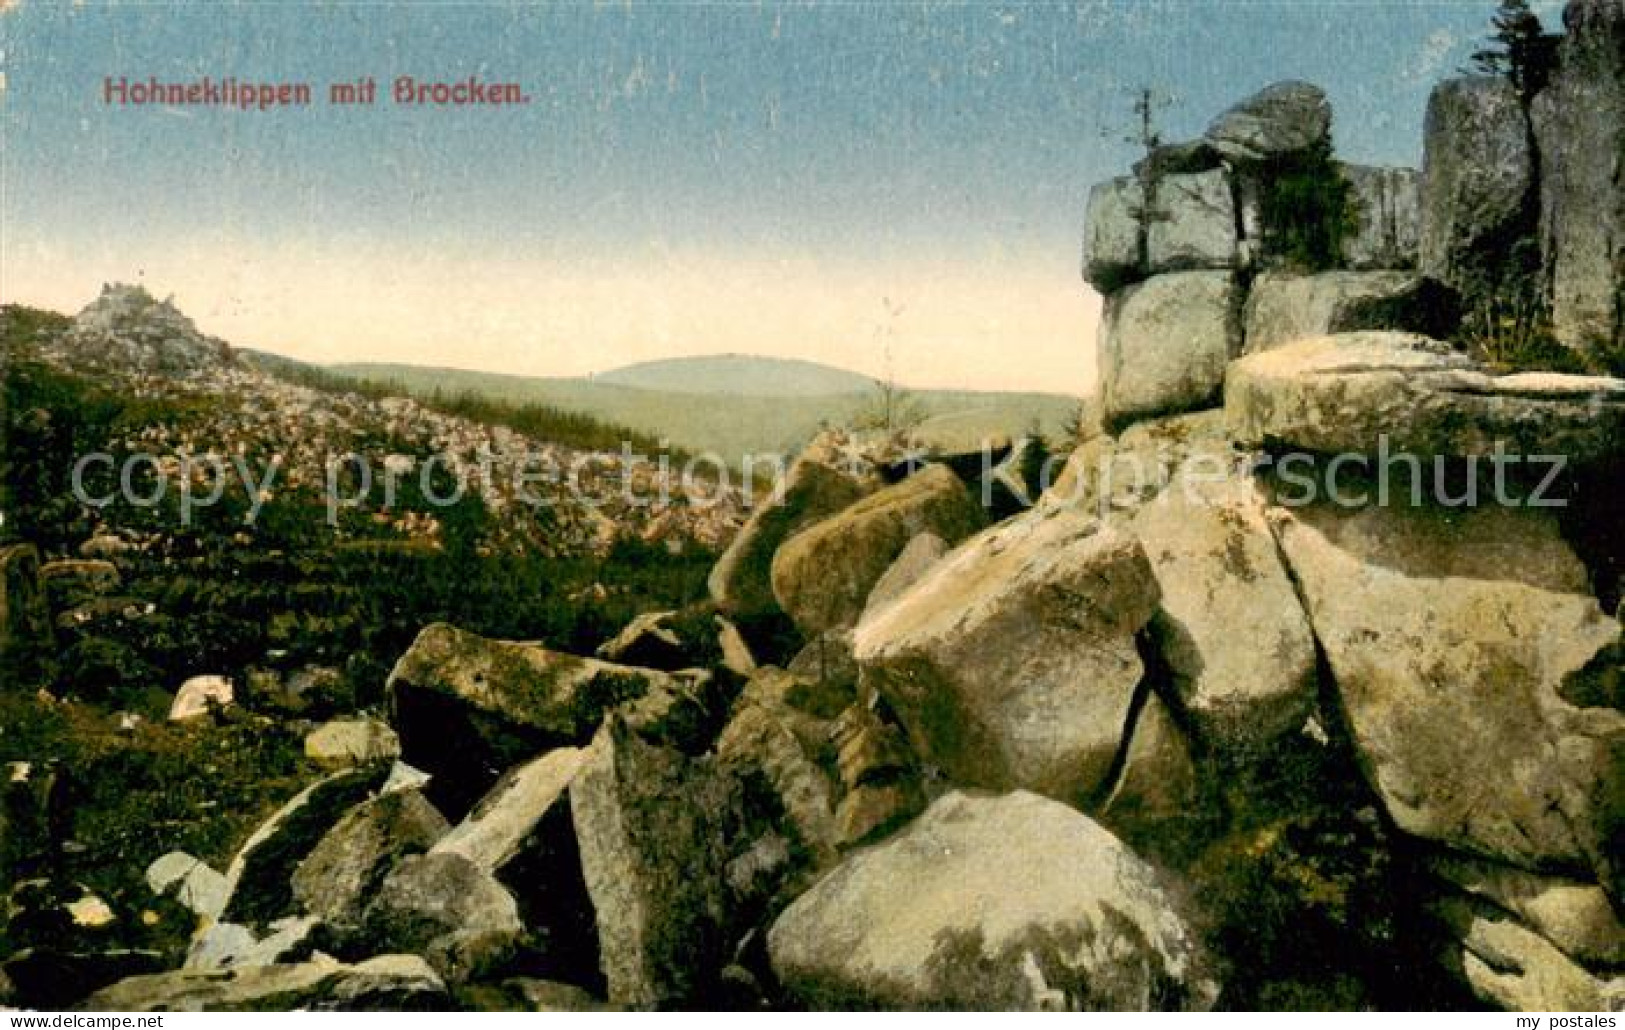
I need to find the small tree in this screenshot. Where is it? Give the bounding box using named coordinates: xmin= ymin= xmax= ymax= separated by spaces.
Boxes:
xmin=1471 ymin=0 xmax=1559 ymax=103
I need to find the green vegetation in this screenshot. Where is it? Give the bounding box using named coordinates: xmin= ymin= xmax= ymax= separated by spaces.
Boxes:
xmin=1470 ymin=0 xmax=1559 ymax=105
xmin=1256 ymin=140 xmax=1357 ymax=274
xmin=3 ymin=309 xmax=724 ymax=973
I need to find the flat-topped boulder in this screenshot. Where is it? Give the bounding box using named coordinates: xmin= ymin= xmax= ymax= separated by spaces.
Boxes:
xmin=854 ymin=507 xmax=1158 ymax=805
xmin=771 ymin=464 xmax=985 ymax=635
xmin=386 ymin=622 xmax=700 ymax=817
xmin=768 ymin=790 xmax=1216 ymax=1010
xmin=1226 ymin=332 xmax=1625 ymax=466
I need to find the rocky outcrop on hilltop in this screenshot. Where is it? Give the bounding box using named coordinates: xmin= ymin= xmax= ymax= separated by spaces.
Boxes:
xmin=60 ymin=284 xmax=235 ymax=373
xmin=25 ymin=285 xmax=743 ymax=557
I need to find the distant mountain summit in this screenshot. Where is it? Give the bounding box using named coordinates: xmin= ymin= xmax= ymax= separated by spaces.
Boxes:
xmin=594 ymin=354 xmax=878 ymax=397
xmin=62 ymin=283 xmax=233 ymax=373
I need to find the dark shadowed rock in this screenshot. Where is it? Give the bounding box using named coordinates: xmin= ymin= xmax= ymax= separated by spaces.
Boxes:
xmin=1243 ymin=271 xmax=1458 ymax=353
xmin=716 ymin=703 xmax=839 ymax=867
xmin=768 ymin=791 xmax=1217 ymax=1010
xmin=569 ymin=718 xmax=744 ymax=1008
xmin=386 ymin=622 xmax=699 ymax=816
xmin=431 ymin=747 xmax=602 ymax=988
xmin=596 ymin=611 xmax=685 ymax=669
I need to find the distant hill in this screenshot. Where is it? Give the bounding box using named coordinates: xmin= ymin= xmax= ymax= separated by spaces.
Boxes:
xmin=594 ymin=354 xmax=878 ymax=397
xmin=326 ymin=360 xmax=1080 ymax=466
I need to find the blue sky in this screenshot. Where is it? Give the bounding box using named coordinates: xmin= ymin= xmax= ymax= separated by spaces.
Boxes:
xmin=0 ymin=1 xmax=1546 ymax=392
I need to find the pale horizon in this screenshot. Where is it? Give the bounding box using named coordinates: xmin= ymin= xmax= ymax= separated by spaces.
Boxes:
xmin=1 ymin=244 xmax=1103 ymax=395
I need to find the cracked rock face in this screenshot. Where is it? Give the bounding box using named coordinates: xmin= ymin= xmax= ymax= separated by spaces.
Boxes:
xmin=1270 ymin=498 xmax=1624 ymax=885
xmin=768 ymin=790 xmax=1217 ymax=1011
xmin=854 ymin=507 xmax=1159 ymax=806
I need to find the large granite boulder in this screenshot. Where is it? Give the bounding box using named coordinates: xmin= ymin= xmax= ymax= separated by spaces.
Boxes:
xmin=708 ymin=432 xmax=877 ymax=621
xmin=771 ymin=464 xmax=985 ymax=635
xmin=1226 ymin=332 xmax=1625 ymax=467
xmin=1082 ymin=175 xmax=1144 ymax=290
xmin=1431 ymin=895 xmax=1625 ymax=1012
xmin=1099 ymin=271 xmax=1238 ymax=431
xmin=1127 ymin=457 xmax=1318 ymax=751
xmin=1532 ymin=0 xmax=1625 ymax=356
xmin=360 ymin=851 xmax=524 ymax=955
xmin=1146 ymin=170 xmax=1238 ymax=273
xmin=768 ymin=791 xmax=1216 ymax=1010
xmin=1203 ymin=81 xmax=1331 ymax=164
xmin=1340 ymin=164 xmax=1422 ymax=270
xmin=1419 ymin=77 xmax=1534 ymax=291
xmin=290 ymin=787 xmax=450 ymax=932
xmin=386 ymin=622 xmax=703 ymax=816
xmin=854 ymin=507 xmax=1159 ymax=806
xmin=1270 ymin=499 xmax=1624 ymax=885
xmin=1242 ymin=271 xmax=1457 ymax=354
xmin=569 ymin=718 xmax=743 ymax=1009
